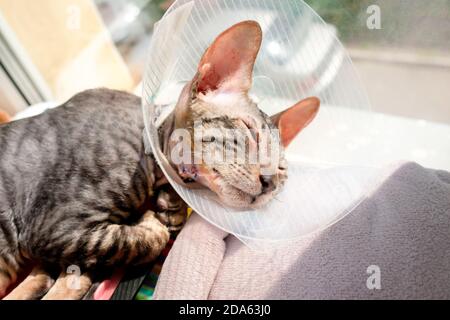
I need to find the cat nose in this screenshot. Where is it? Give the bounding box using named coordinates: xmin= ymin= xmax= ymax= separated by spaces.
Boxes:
xmin=259 ymin=175 xmax=275 ymax=193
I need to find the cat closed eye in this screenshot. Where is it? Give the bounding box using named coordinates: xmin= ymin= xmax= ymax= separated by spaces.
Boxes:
xmin=202 ymin=136 xmax=216 ymax=143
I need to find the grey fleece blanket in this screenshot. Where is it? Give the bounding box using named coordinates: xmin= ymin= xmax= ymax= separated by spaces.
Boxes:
xmin=154 ymin=162 xmax=450 ymax=299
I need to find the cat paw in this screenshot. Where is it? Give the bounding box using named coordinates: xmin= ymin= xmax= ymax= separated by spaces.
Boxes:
xmin=154 ymin=188 xmax=188 ymax=232
xmin=155 ymin=210 xmax=187 ymax=232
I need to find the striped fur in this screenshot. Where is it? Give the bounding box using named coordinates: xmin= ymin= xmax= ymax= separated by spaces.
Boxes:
xmin=0 ymin=20 xmax=316 ymax=299
xmin=0 ymin=89 xmax=174 ymax=298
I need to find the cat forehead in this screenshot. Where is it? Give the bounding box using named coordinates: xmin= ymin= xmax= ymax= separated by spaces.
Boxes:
xmin=197 ymin=91 xmax=260 ymax=117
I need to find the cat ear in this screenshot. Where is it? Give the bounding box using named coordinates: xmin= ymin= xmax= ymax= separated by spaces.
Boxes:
xmin=196 ymin=20 xmax=262 ymax=94
xmin=271 ymin=97 xmax=320 ymax=148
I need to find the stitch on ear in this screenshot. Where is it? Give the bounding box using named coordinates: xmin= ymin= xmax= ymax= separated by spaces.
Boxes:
xmin=271 ymin=97 xmax=320 ymax=147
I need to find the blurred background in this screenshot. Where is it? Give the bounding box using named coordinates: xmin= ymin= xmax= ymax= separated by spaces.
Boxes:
xmin=0 ymin=0 xmax=449 ymax=124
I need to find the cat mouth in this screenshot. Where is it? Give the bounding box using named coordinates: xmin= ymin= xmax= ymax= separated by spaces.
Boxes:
xmin=179 ymin=164 xmax=222 ymax=193
xmin=177 ymin=163 xmax=277 ymax=209
xmin=178 ymin=164 xmax=199 ymax=182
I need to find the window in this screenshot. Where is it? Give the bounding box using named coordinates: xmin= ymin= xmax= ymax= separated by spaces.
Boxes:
xmin=0 ymin=0 xmax=448 ymax=125
xmin=305 ymin=0 xmax=450 ymax=124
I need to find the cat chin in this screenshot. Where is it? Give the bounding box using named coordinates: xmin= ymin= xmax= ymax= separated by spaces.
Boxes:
xmin=217 ymin=193 xmax=274 ymax=210
xmin=215 ymin=184 xmax=277 ymax=210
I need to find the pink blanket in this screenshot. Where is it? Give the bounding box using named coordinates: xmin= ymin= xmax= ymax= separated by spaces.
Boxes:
xmin=154 ymin=162 xmax=450 ymax=299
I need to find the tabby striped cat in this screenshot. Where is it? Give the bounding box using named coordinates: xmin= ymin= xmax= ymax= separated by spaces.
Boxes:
xmin=0 ymin=21 xmax=319 ymax=299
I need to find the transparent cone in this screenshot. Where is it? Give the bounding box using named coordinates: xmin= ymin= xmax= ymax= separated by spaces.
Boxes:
xmin=142 ymin=0 xmax=379 ymax=249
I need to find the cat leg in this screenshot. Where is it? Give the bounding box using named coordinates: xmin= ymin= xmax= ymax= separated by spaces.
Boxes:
xmin=27 ymin=209 xmax=169 ymax=300
xmin=10 ymin=212 xmax=168 ymax=300
xmin=82 ymin=210 xmax=170 ymax=269
xmin=41 ymin=272 xmax=92 ymax=300
xmin=55 ymin=212 xmax=169 ymax=300
xmin=3 ymin=266 xmax=54 ymax=300
xmin=113 ymin=210 xmax=170 ymax=266
xmin=0 ymin=254 xmax=20 ymax=298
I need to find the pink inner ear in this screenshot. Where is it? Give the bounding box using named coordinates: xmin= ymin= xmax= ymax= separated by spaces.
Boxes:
xmin=273 ymin=97 xmax=320 ymax=147
xmin=197 ymin=21 xmax=262 ymax=94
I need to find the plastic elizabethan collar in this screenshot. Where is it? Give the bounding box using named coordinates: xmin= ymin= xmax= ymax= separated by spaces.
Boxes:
xmin=142 ymin=0 xmax=379 ymax=249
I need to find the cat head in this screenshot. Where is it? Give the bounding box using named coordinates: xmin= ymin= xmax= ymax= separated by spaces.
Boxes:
xmin=167 ymin=21 xmax=320 ymax=209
